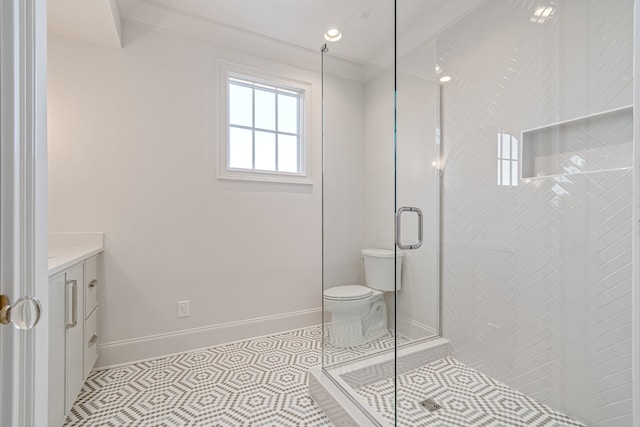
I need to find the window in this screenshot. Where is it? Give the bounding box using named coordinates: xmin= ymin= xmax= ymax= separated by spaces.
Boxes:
xmin=219 ymin=62 xmax=310 ymax=184
xmin=497 ymin=132 xmax=518 ymax=186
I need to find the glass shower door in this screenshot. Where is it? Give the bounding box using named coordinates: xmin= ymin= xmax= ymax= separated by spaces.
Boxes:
xmin=392 ymin=32 xmax=443 ymax=427
xmin=394 ymin=75 xmax=442 ymax=343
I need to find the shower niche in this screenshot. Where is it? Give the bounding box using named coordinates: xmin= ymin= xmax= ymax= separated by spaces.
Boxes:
xmin=521 ymin=105 xmax=633 ymax=179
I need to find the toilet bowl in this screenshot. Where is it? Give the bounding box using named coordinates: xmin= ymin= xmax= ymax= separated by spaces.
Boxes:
xmin=324 ymin=248 xmax=402 ymax=348
xmin=324 ymin=285 xmax=388 ymax=348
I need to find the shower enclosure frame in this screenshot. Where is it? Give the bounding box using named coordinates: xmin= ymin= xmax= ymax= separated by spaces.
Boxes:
xmin=313 ymin=1 xmax=640 ymax=426
xmin=317 ymin=0 xmax=445 ymax=422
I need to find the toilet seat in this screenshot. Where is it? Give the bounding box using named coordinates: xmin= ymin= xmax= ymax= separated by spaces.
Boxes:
xmin=324 ymin=285 xmax=373 ymax=301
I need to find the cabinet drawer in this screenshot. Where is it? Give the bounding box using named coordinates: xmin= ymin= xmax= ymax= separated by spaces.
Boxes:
xmin=84 ymin=308 xmax=99 ymax=379
xmin=85 ymin=255 xmax=99 ymax=318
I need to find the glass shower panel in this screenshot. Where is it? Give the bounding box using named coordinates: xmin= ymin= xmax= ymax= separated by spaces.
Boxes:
xmin=314 ymin=1 xmax=634 ymax=425
xmin=320 ymin=1 xmax=400 ymax=423
xmin=320 ymin=0 xmax=443 ymax=422
xmin=320 ymin=23 xmax=396 ymax=373
xmin=431 ymin=0 xmax=635 ymax=425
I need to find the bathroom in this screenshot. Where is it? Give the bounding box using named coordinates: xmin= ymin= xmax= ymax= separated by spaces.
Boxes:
xmin=0 ymin=0 xmax=638 ymax=426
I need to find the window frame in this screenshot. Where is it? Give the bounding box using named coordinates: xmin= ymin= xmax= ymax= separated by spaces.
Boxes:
xmin=218 ymin=61 xmax=312 ymax=184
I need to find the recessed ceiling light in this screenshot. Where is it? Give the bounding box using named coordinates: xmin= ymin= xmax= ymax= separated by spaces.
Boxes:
xmin=324 ymin=28 xmax=342 ymax=42
xmin=439 ymin=75 xmax=452 ymax=83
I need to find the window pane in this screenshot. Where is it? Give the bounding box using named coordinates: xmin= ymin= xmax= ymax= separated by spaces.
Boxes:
xmin=511 ymin=137 xmax=519 ymax=160
xmin=278 ymin=134 xmax=298 ymax=173
xmin=255 ymin=131 xmax=276 ymax=171
xmin=511 ymin=160 xmax=518 ymax=186
xmin=278 ymin=94 xmax=298 ymax=134
xmin=229 ymin=127 xmax=253 ymax=169
xmin=229 ymin=83 xmax=253 ymax=127
xmin=501 ymin=134 xmax=510 ymax=159
xmin=501 ymin=159 xmax=510 ymax=186
xmin=497 ymin=160 xmax=501 ymax=185
xmin=255 ymin=89 xmax=276 ymax=131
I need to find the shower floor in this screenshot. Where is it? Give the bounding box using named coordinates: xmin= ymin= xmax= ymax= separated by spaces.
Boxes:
xmin=355 ymin=357 xmax=586 ymax=427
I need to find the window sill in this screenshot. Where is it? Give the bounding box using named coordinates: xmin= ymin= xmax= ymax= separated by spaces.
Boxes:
xmin=218 ymin=169 xmax=313 ymax=185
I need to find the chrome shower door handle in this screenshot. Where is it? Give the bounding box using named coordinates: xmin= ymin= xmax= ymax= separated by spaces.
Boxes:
xmin=396 ymin=206 xmax=423 ymax=250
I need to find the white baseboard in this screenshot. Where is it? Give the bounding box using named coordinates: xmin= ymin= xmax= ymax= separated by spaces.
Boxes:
xmin=96 ymin=307 xmax=322 ymax=369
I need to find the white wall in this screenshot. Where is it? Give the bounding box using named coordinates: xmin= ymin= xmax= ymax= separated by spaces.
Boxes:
xmin=48 ymin=21 xmax=360 ymax=366
xmin=362 ymin=70 xmax=396 ymax=331
xmin=363 ymin=71 xmax=395 ymax=255
xmin=322 ymin=68 xmax=366 ymax=289
xmin=438 ymin=1 xmax=634 ymax=424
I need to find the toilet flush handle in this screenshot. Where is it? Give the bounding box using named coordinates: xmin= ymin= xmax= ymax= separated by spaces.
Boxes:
xmin=396 ymin=207 xmax=423 ymax=250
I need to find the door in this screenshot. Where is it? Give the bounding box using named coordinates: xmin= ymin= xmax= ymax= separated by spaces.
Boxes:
xmin=0 ymin=0 xmax=48 ymax=426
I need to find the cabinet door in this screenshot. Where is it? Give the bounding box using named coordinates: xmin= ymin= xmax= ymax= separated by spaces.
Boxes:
xmin=48 ymin=273 xmax=66 ymax=427
xmin=84 ymin=308 xmax=99 ymax=379
xmin=65 ymin=263 xmax=85 ymax=414
xmin=84 ymin=255 xmax=98 ymax=318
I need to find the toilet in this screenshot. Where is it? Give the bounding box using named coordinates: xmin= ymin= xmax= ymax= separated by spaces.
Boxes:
xmin=324 ymin=248 xmax=403 ymax=348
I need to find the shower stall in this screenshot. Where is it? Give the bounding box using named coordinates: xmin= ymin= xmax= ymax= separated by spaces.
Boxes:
xmin=309 ymin=0 xmax=637 ymax=426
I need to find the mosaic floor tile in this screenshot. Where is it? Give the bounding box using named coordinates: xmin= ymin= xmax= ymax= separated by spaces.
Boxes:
xmin=64 ymin=327 xmax=332 ymax=427
xmin=355 ymin=357 xmax=587 ymax=427
xmin=65 ymin=327 xmax=586 ymax=427
xmin=322 ymin=328 xmax=411 ymax=366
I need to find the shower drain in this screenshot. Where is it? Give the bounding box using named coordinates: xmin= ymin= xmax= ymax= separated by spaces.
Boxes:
xmin=420 ymin=399 xmax=442 ymax=412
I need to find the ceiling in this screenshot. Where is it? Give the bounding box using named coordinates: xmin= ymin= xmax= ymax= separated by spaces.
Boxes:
xmin=47 ymin=0 xmax=485 ymax=65
xmin=48 ymin=0 xmax=122 ymax=48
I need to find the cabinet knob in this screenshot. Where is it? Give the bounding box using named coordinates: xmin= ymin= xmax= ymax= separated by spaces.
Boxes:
xmin=88 ymin=279 xmax=98 ymax=288
xmin=88 ymin=334 xmax=98 ymax=347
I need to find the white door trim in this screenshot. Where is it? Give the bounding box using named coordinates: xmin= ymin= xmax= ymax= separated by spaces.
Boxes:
xmin=0 ymin=0 xmax=48 ymax=426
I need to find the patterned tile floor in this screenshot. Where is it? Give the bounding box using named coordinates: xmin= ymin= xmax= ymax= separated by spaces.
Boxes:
xmin=355 ymin=357 xmax=586 ymax=427
xmin=322 ymin=328 xmax=410 ymax=366
xmin=65 ymin=327 xmax=585 ymax=427
xmin=64 ymin=327 xmax=333 ymax=426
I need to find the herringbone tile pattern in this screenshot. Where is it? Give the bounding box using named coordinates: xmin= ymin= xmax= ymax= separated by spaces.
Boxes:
xmin=437 ymin=0 xmax=634 ymax=424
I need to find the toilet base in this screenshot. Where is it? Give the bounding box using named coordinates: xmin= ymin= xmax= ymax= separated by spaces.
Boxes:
xmin=327 ymin=296 xmax=388 ymax=348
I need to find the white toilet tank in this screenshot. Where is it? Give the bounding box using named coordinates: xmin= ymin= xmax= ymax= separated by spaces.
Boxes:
xmin=361 ymin=248 xmax=403 ymax=291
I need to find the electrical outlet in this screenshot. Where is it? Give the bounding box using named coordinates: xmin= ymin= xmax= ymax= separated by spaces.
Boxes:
xmin=177 ymin=300 xmax=190 ymax=318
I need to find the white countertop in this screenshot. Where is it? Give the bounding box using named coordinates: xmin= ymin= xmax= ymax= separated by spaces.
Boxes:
xmin=48 ymin=232 xmax=104 ymax=276
xmin=48 ymin=246 xmax=103 ymax=276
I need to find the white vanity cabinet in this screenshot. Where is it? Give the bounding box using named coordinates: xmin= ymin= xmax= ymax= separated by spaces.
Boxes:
xmin=84 ymin=255 xmax=100 ymax=379
xmin=48 ymin=253 xmax=101 ymax=427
